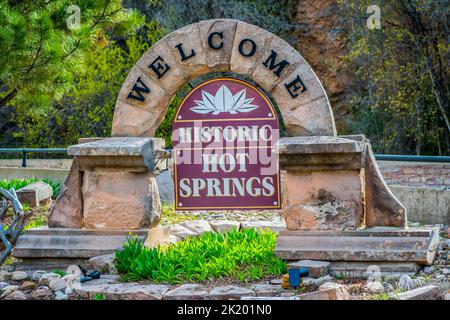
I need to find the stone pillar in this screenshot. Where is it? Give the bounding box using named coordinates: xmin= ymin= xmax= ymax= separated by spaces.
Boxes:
xmin=278 ymin=136 xmax=364 ymax=231
xmin=48 ymin=137 xmax=169 ymax=230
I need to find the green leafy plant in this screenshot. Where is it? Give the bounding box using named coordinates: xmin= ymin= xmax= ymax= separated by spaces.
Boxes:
xmin=94 ymin=293 xmax=105 ymax=300
xmin=115 ymin=228 xmax=286 ymax=284
xmin=52 ymin=269 xmax=66 ymax=277
xmin=0 ymin=178 xmax=61 ymax=199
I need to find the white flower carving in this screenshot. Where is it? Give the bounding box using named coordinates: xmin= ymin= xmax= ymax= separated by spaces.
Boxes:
xmin=191 ymin=85 xmax=258 ymax=115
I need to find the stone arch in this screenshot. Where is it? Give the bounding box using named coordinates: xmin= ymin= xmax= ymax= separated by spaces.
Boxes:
xmin=112 ymin=19 xmax=336 ymax=138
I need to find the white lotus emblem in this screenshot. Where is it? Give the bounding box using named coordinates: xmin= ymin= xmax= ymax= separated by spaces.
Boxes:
xmin=191 ymin=85 xmax=258 ymax=115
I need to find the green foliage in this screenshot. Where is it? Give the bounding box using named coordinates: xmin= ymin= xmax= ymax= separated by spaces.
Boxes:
xmin=0 ymin=0 xmax=144 ymax=111
xmin=339 ymin=0 xmax=450 ymax=155
xmin=115 ymin=228 xmax=286 ymax=284
xmin=51 ymin=269 xmax=67 ymax=277
xmin=0 ymin=178 xmax=61 ymax=199
xmin=94 ymin=293 xmax=105 ymax=300
xmin=14 ymin=21 xmax=167 ymax=147
xmin=24 ymin=210 xmax=48 ymax=231
xmin=159 ymin=202 xmax=200 ymax=225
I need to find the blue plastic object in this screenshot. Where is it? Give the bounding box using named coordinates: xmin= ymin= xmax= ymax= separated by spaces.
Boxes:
xmin=288 ymin=267 xmax=309 ymax=287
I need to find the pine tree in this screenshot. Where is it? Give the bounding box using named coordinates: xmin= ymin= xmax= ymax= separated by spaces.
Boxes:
xmin=0 ymin=0 xmax=143 ymax=111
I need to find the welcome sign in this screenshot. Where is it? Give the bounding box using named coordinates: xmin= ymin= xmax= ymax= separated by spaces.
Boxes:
xmin=172 ymin=77 xmax=281 ymax=210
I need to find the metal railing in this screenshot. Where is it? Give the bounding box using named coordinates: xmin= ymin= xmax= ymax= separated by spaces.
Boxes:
xmin=0 ymin=148 xmax=449 ymax=168
xmin=0 ymin=148 xmax=69 ymax=167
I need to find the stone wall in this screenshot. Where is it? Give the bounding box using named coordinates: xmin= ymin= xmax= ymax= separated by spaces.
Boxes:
xmin=378 ymin=161 xmax=450 ymax=189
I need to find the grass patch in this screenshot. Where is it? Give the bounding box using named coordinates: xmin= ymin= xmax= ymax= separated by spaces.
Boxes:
xmin=159 ymin=203 xmax=200 ymax=225
xmin=115 ymin=228 xmax=286 ymax=284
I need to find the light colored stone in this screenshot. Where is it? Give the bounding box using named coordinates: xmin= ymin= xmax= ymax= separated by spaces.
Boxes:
xmin=82 ymin=170 xmax=161 ymax=229
xmin=2 ymin=285 xmax=19 ymax=292
xmin=362 ymin=143 xmax=406 ymax=227
xmin=74 ymin=283 xmax=169 ymax=300
xmin=55 ymin=290 xmax=68 ymax=300
xmin=270 ymin=62 xmax=329 ymax=111
xmin=88 ymin=253 xmax=117 ymax=274
xmin=20 ymin=281 xmax=36 ymax=291
xmin=364 ymin=281 xmax=384 ymax=294
xmin=135 ymin=38 xmax=188 ymax=96
xmin=398 ymin=274 xmax=425 ymax=291
xmin=144 ymin=225 xmax=180 ymax=248
xmin=112 ymin=102 xmax=159 ymax=137
xmin=181 ymin=220 xmax=214 ymax=235
xmin=32 ymin=270 xmax=47 ymax=282
xmin=314 ymin=276 xmax=334 ymax=287
xmin=288 ymin=260 xmax=330 ymax=278
xmin=31 ymin=287 xmax=53 ymax=300
xmin=48 ymin=158 xmax=83 ymax=228
xmin=250 ymin=33 xmax=304 ymax=92
xmin=444 ymin=293 xmax=450 ymax=300
xmin=163 ymin=23 xmax=209 ymax=78
xmin=209 ymin=220 xmax=241 ymax=233
xmin=12 ymin=271 xmax=28 ymax=281
xmin=209 ymin=285 xmax=255 ymax=300
xmin=168 ymin=224 xmax=196 ymax=240
xmin=49 ymin=278 xmax=67 ymax=292
xmin=0 ymin=282 xmax=8 ymax=290
xmin=156 ymin=171 xmax=174 ymax=204
xmin=230 ymin=21 xmax=273 ymax=76
xmin=198 ymin=19 xmax=238 ymax=71
xmin=423 ymin=266 xmax=434 ymax=274
xmin=282 ymin=170 xmax=363 ymax=231
xmin=393 ymin=285 xmax=442 ymax=300
xmin=252 ymin=284 xmax=282 ymax=297
xmin=16 ymin=181 xmax=53 ymax=207
xmin=39 ymin=273 xmax=61 ymax=286
xmin=4 ymin=290 xmax=27 ymax=300
xmin=298 ymin=286 xmax=350 ymax=300
xmin=240 ymin=221 xmax=286 ymax=234
xmin=163 ymin=284 xmax=209 ymax=300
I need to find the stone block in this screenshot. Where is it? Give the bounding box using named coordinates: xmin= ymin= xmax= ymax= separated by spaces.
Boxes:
xmin=297 ymin=286 xmax=350 ymax=300
xmin=282 ymin=170 xmax=363 ymax=231
xmin=163 ymin=284 xmax=209 ymax=300
xmin=208 ymin=285 xmax=255 ymax=300
xmin=156 ymin=171 xmax=174 ymax=204
xmin=181 ymin=220 xmax=214 ymax=235
xmin=199 ymin=19 xmax=238 ymax=71
xmin=82 ymin=170 xmax=161 ymax=229
xmin=282 ymin=96 xmax=336 ymax=136
xmin=163 ymin=23 xmax=209 ymax=78
xmin=275 ymin=229 xmax=439 ymax=264
xmin=240 ymin=221 xmax=286 ymax=234
xmin=13 ymin=228 xmax=148 ymax=260
xmin=16 ymin=182 xmax=53 ymax=208
xmin=250 ymin=34 xmax=304 ymax=92
xmin=111 ymin=102 xmax=159 ymax=137
xmin=74 ymin=283 xmax=169 ymax=300
xmin=392 ymin=285 xmax=442 ymax=300
xmin=288 ymin=260 xmax=330 ymax=278
xmin=209 ymin=220 xmax=241 ymax=233
xmin=230 ymin=21 xmax=273 ymax=75
xmin=48 ymin=158 xmax=83 ymax=228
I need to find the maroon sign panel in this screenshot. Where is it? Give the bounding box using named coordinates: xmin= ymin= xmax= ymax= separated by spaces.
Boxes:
xmin=172 ymin=77 xmax=281 ymax=211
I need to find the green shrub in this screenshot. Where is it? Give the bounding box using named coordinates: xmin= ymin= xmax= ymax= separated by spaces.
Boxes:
xmin=115 ymin=228 xmax=286 ymax=284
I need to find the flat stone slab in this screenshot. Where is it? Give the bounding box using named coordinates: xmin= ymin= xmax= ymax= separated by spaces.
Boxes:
xmin=275 ymin=228 xmax=439 ymax=264
xmin=329 ymin=262 xmax=420 ymax=279
xmin=163 ymin=284 xmax=209 ymax=300
xmin=13 ymin=228 xmax=148 ymax=259
xmin=288 ymin=260 xmax=330 ymax=278
xmin=74 ymin=283 xmax=169 ymax=300
xmin=241 ymin=221 xmax=286 ymax=234
xmin=276 ymin=136 xmax=362 ymax=155
xmin=392 ymin=285 xmax=442 ymax=300
xmin=68 ymin=137 xmax=164 ymax=157
xmin=208 ymin=285 xmax=255 ymax=300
